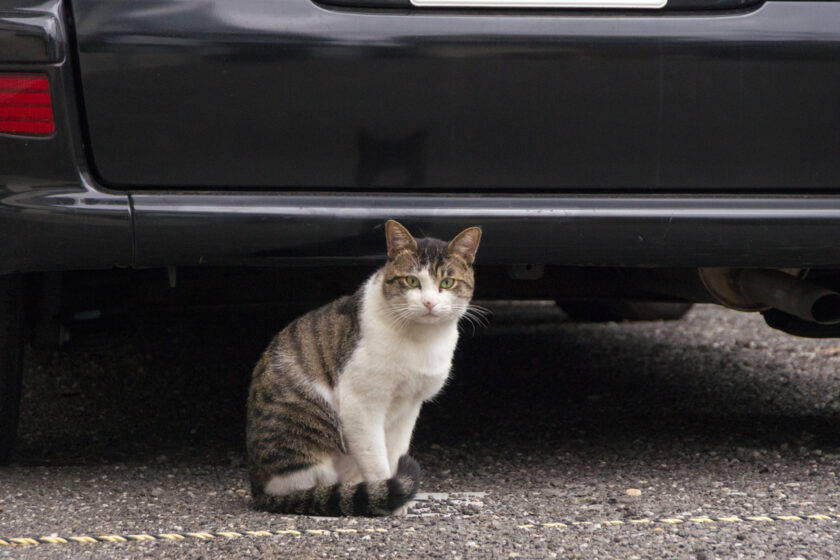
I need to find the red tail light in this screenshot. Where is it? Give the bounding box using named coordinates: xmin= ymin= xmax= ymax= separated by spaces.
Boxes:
xmin=0 ymin=74 xmax=55 ymax=136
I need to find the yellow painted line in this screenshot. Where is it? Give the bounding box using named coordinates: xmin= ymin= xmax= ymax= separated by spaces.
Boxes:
xmin=185 ymin=532 xmax=215 ymax=540
xmin=10 ymin=538 xmax=40 ymax=546
xmin=523 ymin=513 xmax=840 ymax=531
xmin=68 ymin=536 xmax=98 ymax=544
xmin=38 ymin=537 xmax=69 ymax=544
xmin=2 ymin=511 xmax=837 ymax=548
xmin=0 ymin=526 xmax=387 ymax=547
xmin=97 ymin=535 xmax=128 ymax=543
xmin=158 ymin=534 xmax=187 ymax=540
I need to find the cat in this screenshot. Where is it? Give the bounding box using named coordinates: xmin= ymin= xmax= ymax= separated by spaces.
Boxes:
xmin=246 ymin=220 xmax=481 ymax=516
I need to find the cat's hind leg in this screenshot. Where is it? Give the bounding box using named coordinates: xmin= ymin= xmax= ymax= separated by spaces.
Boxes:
xmin=264 ymin=461 xmax=338 ymax=496
xmin=331 ymin=453 xmax=363 ymax=484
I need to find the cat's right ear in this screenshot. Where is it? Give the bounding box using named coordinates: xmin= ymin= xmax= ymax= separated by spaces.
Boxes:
xmin=385 ymin=220 xmax=418 ymax=259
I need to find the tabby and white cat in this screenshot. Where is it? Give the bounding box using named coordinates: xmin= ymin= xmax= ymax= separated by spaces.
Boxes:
xmin=246 ymin=220 xmax=481 ymax=516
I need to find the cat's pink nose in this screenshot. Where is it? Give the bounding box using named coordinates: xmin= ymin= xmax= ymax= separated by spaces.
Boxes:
xmin=424 ymin=301 xmax=437 ymax=310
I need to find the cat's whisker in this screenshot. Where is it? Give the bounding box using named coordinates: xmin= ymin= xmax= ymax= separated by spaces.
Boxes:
xmin=464 ymin=307 xmax=489 ymax=320
xmin=466 ymin=304 xmax=492 ymax=318
xmin=463 ymin=315 xmax=488 ymax=333
xmin=457 ymin=306 xmax=489 ymax=335
xmin=467 ymin=313 xmax=488 ymax=327
xmin=461 ymin=303 xmax=490 ymax=321
xmin=387 ymin=308 xmax=413 ymax=330
xmin=463 ymin=314 xmax=486 ymax=327
xmin=458 ymin=316 xmax=478 ymax=336
xmin=467 ymin=310 xmax=490 ymax=322
xmin=391 ymin=307 xmax=418 ymax=330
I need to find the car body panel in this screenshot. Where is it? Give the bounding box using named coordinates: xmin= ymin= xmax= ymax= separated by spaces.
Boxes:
xmin=70 ymin=1 xmax=840 ymax=192
xmin=2 ymin=0 xmax=840 ymax=276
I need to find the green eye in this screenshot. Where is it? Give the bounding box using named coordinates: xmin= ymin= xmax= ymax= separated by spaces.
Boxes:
xmin=404 ymin=276 xmax=420 ymax=288
xmin=440 ymin=278 xmax=455 ymax=289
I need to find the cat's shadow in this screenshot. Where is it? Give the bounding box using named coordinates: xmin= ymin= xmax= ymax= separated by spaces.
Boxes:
xmin=13 ymin=304 xmax=840 ymax=466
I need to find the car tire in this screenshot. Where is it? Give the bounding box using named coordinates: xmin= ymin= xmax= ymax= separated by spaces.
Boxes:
xmin=0 ymin=275 xmax=25 ymax=464
xmin=559 ymin=300 xmax=693 ymax=323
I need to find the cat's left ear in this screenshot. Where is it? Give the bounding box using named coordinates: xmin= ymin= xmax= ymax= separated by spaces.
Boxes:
xmin=447 ymin=226 xmax=482 ymax=265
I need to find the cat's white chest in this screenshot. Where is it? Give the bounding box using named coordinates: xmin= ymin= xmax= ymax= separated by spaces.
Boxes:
xmin=335 ymin=272 xmax=462 ymax=413
xmin=353 ymin=320 xmax=457 ymax=401
xmin=383 ymin=328 xmax=455 ymax=398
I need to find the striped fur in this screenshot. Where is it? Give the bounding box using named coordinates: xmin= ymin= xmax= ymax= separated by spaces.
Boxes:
xmin=247 ymin=220 xmax=480 ymax=516
xmin=253 ymin=455 xmax=420 ymax=516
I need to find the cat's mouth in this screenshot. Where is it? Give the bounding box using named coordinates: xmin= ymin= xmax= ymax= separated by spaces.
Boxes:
xmin=410 ymin=309 xmax=440 ymax=323
xmin=416 ymin=309 xmax=452 ymax=323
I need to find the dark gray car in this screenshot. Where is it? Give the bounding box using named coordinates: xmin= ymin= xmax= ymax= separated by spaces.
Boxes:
xmin=2 ymin=0 xmax=840 ymax=461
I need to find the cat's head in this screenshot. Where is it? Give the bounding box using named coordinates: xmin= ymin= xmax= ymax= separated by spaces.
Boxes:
xmin=379 ymin=220 xmax=481 ymax=326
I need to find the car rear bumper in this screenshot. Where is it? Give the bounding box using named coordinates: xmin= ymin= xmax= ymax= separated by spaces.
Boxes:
xmin=5 ymin=183 xmax=840 ymax=274
xmin=128 ymin=193 xmax=840 ymax=269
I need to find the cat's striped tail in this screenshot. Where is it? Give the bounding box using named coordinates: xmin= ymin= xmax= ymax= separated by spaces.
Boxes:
xmin=253 ymin=455 xmax=420 ymax=517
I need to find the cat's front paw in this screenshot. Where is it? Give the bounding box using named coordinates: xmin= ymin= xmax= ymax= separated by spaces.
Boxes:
xmin=391 ymin=504 xmax=409 ymax=516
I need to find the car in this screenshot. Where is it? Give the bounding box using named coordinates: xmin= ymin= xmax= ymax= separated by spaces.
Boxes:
xmin=2 ymin=0 xmax=840 ymax=462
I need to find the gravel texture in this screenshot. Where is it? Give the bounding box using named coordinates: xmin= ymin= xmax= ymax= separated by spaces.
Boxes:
xmin=2 ymin=302 xmax=840 ymax=558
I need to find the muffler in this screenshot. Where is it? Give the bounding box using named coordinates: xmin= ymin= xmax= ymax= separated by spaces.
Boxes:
xmin=698 ymin=268 xmax=840 ymax=325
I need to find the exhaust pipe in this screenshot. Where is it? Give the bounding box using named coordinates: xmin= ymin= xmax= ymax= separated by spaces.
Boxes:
xmin=737 ymin=269 xmax=840 ymax=325
xmin=699 ymin=268 xmax=840 ymax=325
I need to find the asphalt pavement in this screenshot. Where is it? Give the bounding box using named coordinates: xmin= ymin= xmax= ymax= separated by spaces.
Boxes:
xmin=2 ymin=301 xmax=840 ymax=559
